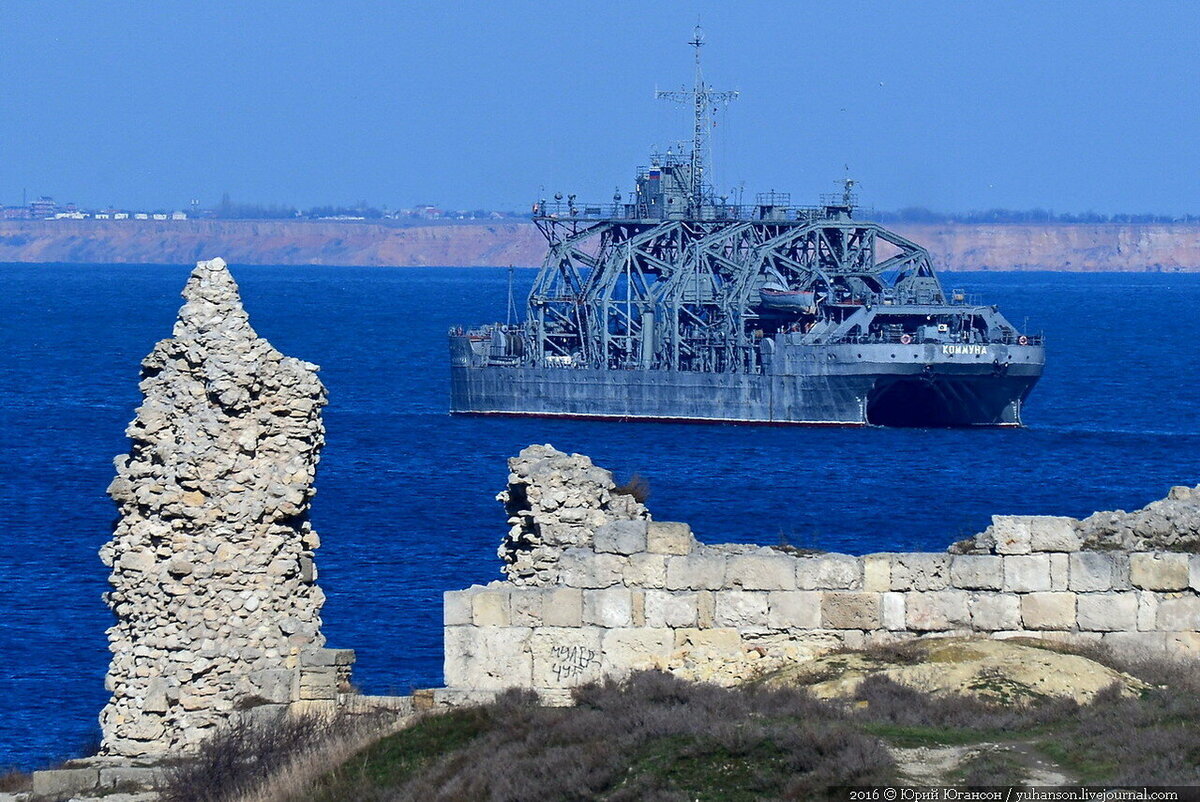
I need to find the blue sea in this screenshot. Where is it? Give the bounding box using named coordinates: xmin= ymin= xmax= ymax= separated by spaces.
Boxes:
xmin=2 ymin=264 xmax=1199 ymax=769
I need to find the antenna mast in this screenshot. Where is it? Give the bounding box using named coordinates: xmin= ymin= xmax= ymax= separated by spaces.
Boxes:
xmin=656 ymin=25 xmax=738 ymax=214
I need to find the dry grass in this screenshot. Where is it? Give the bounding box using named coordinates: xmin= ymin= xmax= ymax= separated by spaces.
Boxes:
xmin=158 ymin=647 xmax=1200 ymax=799
xmin=303 ymin=671 xmax=894 ymax=801
xmin=159 ymin=708 xmax=405 ymax=802
xmin=238 ymin=714 xmax=410 ymax=802
xmin=0 ymin=769 xmax=31 ymax=793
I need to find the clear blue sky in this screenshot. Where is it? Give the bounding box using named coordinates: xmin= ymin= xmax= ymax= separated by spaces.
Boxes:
xmin=2 ymin=1 xmax=1197 ymax=214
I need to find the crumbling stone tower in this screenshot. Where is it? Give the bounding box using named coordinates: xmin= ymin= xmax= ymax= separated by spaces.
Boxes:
xmin=99 ymin=258 xmax=344 ymax=757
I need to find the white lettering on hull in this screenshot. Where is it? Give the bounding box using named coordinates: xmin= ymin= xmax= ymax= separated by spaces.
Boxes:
xmin=941 ymin=344 xmax=989 ymax=355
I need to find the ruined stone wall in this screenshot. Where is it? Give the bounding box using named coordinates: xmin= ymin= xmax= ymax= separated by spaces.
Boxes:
xmin=99 ymin=258 xmax=353 ymax=758
xmin=444 ymin=447 xmax=1200 ymax=701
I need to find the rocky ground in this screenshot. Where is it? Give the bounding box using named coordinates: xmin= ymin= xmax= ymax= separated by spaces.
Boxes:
xmin=952 ymin=483 xmax=1200 ymax=555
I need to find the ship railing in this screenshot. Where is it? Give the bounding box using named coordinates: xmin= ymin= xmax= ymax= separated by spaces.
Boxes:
xmin=831 ymin=331 xmax=1045 ymax=346
xmin=531 ymin=200 xmax=839 ymax=223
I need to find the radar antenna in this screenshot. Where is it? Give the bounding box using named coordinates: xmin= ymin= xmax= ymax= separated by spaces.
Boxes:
xmin=656 ymin=25 xmax=739 ymax=214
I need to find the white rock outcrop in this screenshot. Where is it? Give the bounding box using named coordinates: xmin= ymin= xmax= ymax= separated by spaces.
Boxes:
xmin=99 ymin=258 xmax=330 ymax=757
xmin=497 ymin=445 xmax=649 ymax=585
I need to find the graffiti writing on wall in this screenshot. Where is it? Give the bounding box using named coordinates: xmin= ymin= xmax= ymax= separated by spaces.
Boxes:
xmin=550 ymin=644 xmax=598 ymax=681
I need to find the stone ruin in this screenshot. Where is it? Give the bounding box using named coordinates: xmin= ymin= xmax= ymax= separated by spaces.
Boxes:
xmin=498 ymin=444 xmax=649 ymax=585
xmin=98 ymin=258 xmax=353 ymax=759
xmin=444 ymin=445 xmax=1200 ymax=701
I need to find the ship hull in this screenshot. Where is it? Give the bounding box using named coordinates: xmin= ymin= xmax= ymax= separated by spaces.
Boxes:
xmin=450 ymin=349 xmax=1042 ymax=427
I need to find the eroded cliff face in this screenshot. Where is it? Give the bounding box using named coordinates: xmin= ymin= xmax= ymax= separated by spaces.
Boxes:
xmin=99 ymin=257 xmax=330 ymax=757
xmin=2 ymin=219 xmax=1199 ymax=270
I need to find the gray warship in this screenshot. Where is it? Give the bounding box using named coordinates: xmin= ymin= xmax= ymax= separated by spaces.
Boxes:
xmin=450 ymin=29 xmax=1044 ymax=427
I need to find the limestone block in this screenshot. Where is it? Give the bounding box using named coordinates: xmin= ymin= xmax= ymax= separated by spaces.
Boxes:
xmin=696 ymin=591 xmax=715 ymax=628
xmin=992 ymin=516 xmax=1033 ymax=554
xmin=297 ymin=666 xmax=338 ymax=701
xmin=862 ymin=554 xmax=891 ymax=592
xmin=433 ymin=688 xmax=502 ymax=707
xmin=594 ymin=520 xmax=648 ymax=555
xmin=1191 ymin=556 xmax=1200 ymax=591
xmin=444 ymin=625 xmax=533 ymax=690
xmin=1156 ymin=596 xmax=1200 ymax=630
xmin=1020 ymin=592 xmax=1076 ymax=631
xmin=1028 ymin=516 xmax=1082 ymax=552
xmin=905 ymin=591 xmax=970 ymax=631
xmin=665 ymin=553 xmax=726 ymax=590
xmin=117 ymin=549 xmax=156 ymax=573
xmin=767 ymin=590 xmax=821 ymax=629
xmin=559 ymin=549 xmax=626 ymax=589
xmin=890 ymin=554 xmax=949 ymax=591
xmin=32 ymin=768 xmax=100 ymax=798
xmin=1003 ymin=554 xmax=1052 ymax=593
xmin=1069 ymin=552 xmax=1115 ymax=592
xmin=1050 ymin=553 xmax=1069 ymax=591
xmin=796 ymin=554 xmax=862 ymax=590
xmin=821 ymin=592 xmax=881 ymax=629
xmin=1166 ymin=631 xmax=1200 ymax=658
xmin=1130 ymin=553 xmax=1190 ymax=591
xmin=1080 ymin=593 xmax=1132 ymax=629
xmin=535 ymin=689 xmax=574 ymax=707
xmin=672 ymin=627 xmax=743 ymax=658
xmin=881 ymin=592 xmax=906 ymax=630
xmin=99 ymin=765 xmax=165 ymax=789
xmin=727 ymin=552 xmax=797 ymax=590
xmin=248 ymin=668 xmax=293 ymax=704
xmin=645 ymin=590 xmax=698 ymax=628
xmin=646 ymin=521 xmax=696 ymax=555
xmin=1111 ymin=554 xmax=1133 ymax=591
xmin=1137 ymin=592 xmax=1159 ymax=632
xmin=969 ymin=593 xmax=1021 ymax=631
xmin=582 ymin=588 xmax=634 ymax=628
xmin=714 ymin=591 xmax=770 ymax=627
xmin=472 ymin=590 xmax=510 ymax=627
xmin=1103 ymin=631 xmax=1167 ymax=659
xmin=625 ymin=553 xmax=667 ymax=588
xmin=542 ymin=588 xmax=583 ymax=627
xmin=601 ymin=628 xmax=674 ymax=674
xmin=444 ymin=590 xmax=474 ymax=626
xmin=949 ymin=555 xmax=1003 ymax=590
xmin=530 ymin=627 xmax=603 ymax=687
xmin=144 ymin=676 xmax=169 ymax=712
xmin=511 ymin=590 xmax=545 ymax=626
xmin=631 ymin=589 xmax=645 ymax=627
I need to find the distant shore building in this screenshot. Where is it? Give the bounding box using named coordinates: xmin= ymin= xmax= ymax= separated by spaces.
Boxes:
xmin=30 ymin=196 xmax=58 ymax=219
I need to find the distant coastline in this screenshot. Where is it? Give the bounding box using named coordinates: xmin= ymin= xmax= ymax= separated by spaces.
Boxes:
xmin=2 ymin=219 xmax=1200 ymax=271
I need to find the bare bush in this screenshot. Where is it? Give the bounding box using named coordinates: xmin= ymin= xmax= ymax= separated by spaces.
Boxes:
xmin=363 ymin=671 xmax=893 ymax=801
xmin=0 ymin=769 xmax=31 ymax=793
xmin=612 ymin=473 xmax=650 ymax=504
xmin=161 ymin=708 xmax=397 ymax=802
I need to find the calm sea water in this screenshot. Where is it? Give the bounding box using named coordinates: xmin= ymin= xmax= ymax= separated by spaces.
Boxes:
xmin=2 ymin=263 xmax=1199 ymax=769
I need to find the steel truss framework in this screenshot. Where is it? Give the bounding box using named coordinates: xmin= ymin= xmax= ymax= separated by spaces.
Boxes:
xmin=527 ymin=214 xmax=945 ymax=374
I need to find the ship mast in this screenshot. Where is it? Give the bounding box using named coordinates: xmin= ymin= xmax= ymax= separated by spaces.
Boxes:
xmin=656 ymin=25 xmax=739 ymax=215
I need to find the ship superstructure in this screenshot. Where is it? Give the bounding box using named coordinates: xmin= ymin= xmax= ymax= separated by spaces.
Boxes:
xmin=450 ymin=29 xmax=1043 ymax=427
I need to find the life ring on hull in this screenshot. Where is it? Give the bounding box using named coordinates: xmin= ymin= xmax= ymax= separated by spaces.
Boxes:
xmin=899 ymin=333 xmax=912 ymax=345
xmin=1017 ymin=335 xmax=1029 ymax=346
